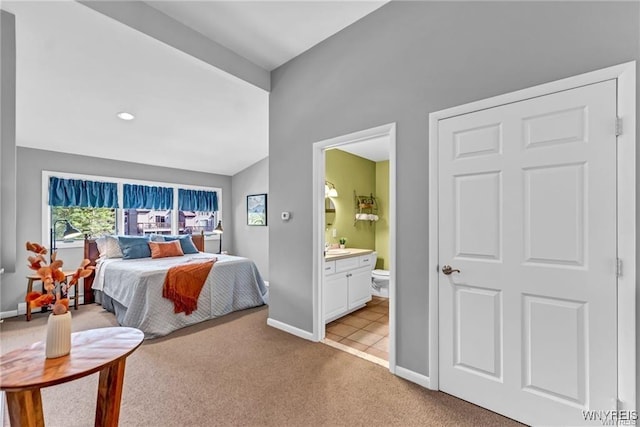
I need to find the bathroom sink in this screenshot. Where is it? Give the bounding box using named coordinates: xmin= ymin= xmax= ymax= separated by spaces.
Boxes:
xmin=326 ymin=249 xmax=350 ymax=255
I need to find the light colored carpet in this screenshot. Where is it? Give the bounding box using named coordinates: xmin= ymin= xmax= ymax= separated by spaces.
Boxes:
xmin=1 ymin=305 xmax=522 ymax=427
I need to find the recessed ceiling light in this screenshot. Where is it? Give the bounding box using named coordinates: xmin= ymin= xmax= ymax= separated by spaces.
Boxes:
xmin=116 ymin=112 xmax=135 ymax=121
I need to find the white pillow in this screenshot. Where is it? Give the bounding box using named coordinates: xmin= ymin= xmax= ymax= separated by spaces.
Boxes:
xmin=95 ymin=235 xmax=123 ymax=258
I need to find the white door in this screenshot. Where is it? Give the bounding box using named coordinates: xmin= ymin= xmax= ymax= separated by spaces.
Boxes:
xmin=438 ymin=80 xmax=617 ymax=425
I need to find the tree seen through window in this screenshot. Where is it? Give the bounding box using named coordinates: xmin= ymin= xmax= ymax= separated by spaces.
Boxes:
xmin=51 ymin=207 xmax=116 ymax=241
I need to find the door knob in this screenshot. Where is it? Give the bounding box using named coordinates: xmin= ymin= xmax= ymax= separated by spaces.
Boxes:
xmin=442 ymin=265 xmax=460 ymax=275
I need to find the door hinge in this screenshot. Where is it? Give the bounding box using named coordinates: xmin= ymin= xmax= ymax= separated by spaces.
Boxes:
xmin=616 ymin=258 xmax=623 ymax=277
xmin=615 ymin=117 xmax=623 ymax=136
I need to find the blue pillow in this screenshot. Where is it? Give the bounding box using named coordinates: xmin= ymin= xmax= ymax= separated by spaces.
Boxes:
xmin=118 ymin=235 xmax=151 ymax=259
xmin=164 ymin=235 xmax=199 ymax=254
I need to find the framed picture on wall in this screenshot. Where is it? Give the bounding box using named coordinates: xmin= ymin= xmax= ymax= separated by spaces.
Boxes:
xmin=247 ymin=193 xmax=267 ymax=226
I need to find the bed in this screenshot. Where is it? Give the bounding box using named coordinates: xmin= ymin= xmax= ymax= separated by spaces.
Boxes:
xmin=84 ymin=235 xmax=268 ymax=338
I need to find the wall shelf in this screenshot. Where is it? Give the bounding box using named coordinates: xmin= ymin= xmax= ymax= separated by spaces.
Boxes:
xmin=354 ymin=191 xmax=378 ymax=224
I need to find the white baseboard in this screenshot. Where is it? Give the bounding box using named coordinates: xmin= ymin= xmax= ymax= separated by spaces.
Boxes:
xmin=1 ymin=295 xmax=86 ymax=320
xmin=1 ymin=308 xmax=51 ymax=319
xmin=0 ymin=309 xmax=18 ymax=320
xmin=395 ymin=365 xmax=432 ymax=389
xmin=267 ymin=317 xmax=316 ymax=341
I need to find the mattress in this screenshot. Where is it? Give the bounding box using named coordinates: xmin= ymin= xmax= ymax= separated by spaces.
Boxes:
xmin=93 ymin=253 xmax=268 ymax=338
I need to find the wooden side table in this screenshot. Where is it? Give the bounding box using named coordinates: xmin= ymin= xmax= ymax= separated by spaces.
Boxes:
xmin=0 ymin=327 xmax=144 ymax=427
xmin=26 ymin=271 xmax=77 ymax=321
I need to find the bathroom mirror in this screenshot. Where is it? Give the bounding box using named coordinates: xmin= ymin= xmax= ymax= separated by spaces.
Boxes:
xmin=325 ymin=198 xmax=336 ymax=226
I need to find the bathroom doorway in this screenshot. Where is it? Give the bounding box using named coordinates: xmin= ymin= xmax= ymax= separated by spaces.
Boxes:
xmin=312 ymin=123 xmax=396 ymax=371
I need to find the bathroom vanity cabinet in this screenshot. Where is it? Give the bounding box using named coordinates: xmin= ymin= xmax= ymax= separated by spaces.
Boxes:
xmin=323 ymin=252 xmax=373 ymax=323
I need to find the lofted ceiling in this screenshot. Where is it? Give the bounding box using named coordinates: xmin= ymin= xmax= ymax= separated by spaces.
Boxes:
xmin=147 ymin=1 xmax=388 ymax=71
xmin=3 ymin=0 xmax=388 ymax=176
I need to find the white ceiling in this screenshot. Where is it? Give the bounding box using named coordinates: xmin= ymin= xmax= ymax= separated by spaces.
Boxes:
xmin=6 ymin=1 xmax=268 ymax=176
xmin=147 ymin=1 xmax=388 ymax=71
xmin=336 ymin=135 xmax=390 ymax=162
xmin=3 ymin=1 xmax=388 ymax=176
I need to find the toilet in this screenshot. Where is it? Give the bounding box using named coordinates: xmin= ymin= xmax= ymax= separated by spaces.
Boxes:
xmin=370 ymin=252 xmax=390 ymax=298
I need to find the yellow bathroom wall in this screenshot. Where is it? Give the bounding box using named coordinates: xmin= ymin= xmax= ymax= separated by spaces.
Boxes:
xmin=375 ymin=160 xmax=389 ymax=270
xmin=325 ymin=149 xmax=376 ymax=250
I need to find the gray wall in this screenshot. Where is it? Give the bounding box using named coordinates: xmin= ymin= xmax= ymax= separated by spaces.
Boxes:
xmin=1 ymin=10 xmax=16 ymax=275
xmin=0 ymin=147 xmax=232 ymax=313
xmin=268 ymin=0 xmax=640 ymax=382
xmin=231 ymin=156 xmax=269 ymax=281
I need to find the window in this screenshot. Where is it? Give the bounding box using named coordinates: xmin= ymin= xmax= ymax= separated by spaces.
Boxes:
xmin=46 ymin=176 xmax=119 ymax=246
xmin=177 ymin=189 xmax=218 ymax=235
xmin=51 ymin=207 xmax=116 ymax=242
xmin=122 ymin=184 xmax=174 ymax=236
xmin=179 ymin=210 xmax=218 ymax=235
xmin=43 ymin=172 xmax=222 ymax=246
xmin=124 ymin=209 xmax=173 ymax=236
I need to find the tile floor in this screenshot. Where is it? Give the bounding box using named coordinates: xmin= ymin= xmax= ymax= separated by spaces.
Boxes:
xmin=325 ymin=296 xmax=389 ymax=361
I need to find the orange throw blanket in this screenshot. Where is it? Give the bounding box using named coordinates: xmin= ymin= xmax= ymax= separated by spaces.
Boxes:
xmin=162 ymin=260 xmax=215 ymax=315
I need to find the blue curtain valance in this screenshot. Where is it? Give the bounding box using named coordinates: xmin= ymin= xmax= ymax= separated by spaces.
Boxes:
xmin=123 ymin=184 xmax=173 ymax=210
xmin=49 ymin=177 xmax=118 ymax=208
xmin=178 ymin=189 xmax=218 ymax=212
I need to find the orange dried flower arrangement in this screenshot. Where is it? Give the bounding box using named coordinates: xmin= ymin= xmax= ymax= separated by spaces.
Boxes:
xmin=25 ymin=241 xmax=95 ymax=315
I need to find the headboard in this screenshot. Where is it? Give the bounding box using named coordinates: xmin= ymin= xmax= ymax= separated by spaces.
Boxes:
xmin=83 ymin=232 xmax=206 ymax=304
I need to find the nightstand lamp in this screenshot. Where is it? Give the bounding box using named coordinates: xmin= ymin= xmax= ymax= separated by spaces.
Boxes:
xmin=50 ymin=220 xmax=82 ymax=260
xmin=213 ymin=221 xmax=223 ymax=254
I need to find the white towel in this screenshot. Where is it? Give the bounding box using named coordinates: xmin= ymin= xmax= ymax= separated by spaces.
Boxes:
xmin=355 ymin=213 xmax=379 ymax=221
